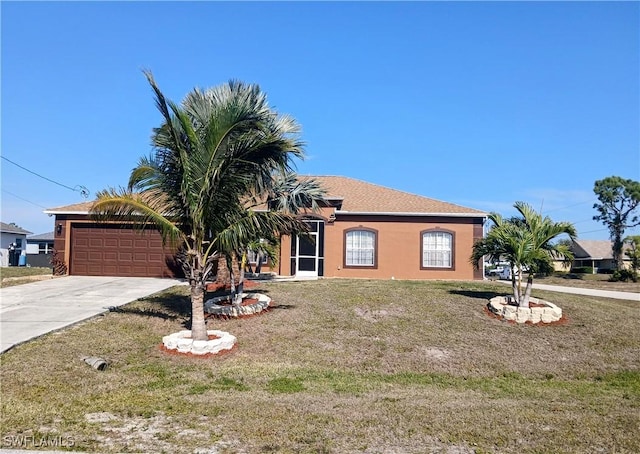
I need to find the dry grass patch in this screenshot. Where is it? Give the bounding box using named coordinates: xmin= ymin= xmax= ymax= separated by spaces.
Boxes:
xmin=0 ymin=267 xmax=53 ymax=288
xmin=1 ymin=280 xmax=638 ymax=453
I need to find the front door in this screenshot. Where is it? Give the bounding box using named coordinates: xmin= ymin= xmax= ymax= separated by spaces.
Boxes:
xmin=292 ymin=219 xmax=324 ymax=278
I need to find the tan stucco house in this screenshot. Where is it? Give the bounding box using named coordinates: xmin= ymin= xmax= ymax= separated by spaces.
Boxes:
xmin=45 ymin=176 xmax=488 ymax=280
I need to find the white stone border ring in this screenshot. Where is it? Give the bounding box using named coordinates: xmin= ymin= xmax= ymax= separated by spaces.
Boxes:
xmin=204 ymin=292 xmax=271 ymax=318
xmin=162 ymin=330 xmax=236 ymax=355
xmin=488 ymin=296 xmax=563 ymax=324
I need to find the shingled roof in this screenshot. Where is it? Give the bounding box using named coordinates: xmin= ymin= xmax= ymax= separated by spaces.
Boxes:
xmin=311 ymin=176 xmax=486 ymax=216
xmin=571 ymin=239 xmax=631 ymax=260
xmin=45 ymin=176 xmax=486 ymax=217
xmin=0 ymin=222 xmax=33 ymax=235
xmin=44 ymin=201 xmax=95 ymax=214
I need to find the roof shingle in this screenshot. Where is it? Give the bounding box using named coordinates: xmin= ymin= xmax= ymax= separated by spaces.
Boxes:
xmin=310 ymin=175 xmax=485 ymax=215
xmin=45 ymin=175 xmax=486 ymax=217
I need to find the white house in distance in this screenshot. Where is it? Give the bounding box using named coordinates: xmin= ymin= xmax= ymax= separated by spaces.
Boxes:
xmin=0 ymin=222 xmax=33 ymax=267
xmin=26 ymin=231 xmax=55 ymax=268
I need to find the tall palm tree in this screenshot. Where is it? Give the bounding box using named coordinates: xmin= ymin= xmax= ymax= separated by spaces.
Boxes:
xmin=92 ymin=71 xmax=324 ymax=341
xmin=471 ymin=202 xmax=576 ymax=307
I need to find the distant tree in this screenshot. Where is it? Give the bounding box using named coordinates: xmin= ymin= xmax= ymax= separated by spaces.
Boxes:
xmin=593 ymin=176 xmax=640 ymax=269
xmin=471 ymin=202 xmax=576 ymax=307
xmin=623 ymin=235 xmax=640 ymax=281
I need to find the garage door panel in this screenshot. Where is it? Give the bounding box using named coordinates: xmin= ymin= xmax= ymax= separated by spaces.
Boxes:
xmin=89 ymin=238 xmax=103 ymax=248
xmin=103 ymin=265 xmax=118 ymax=275
xmin=70 ymin=224 xmax=179 ymax=278
xmin=133 ymin=253 xmax=149 ymax=262
xmin=88 ymin=251 xmax=103 ymax=261
xmin=134 ymin=239 xmax=150 ymax=248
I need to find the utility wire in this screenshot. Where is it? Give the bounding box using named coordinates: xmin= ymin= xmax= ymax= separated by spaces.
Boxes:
xmin=1 ymin=189 xmax=49 ymax=209
xmin=1 ymin=156 xmax=89 ymax=198
xmin=542 ymin=199 xmax=596 ymax=214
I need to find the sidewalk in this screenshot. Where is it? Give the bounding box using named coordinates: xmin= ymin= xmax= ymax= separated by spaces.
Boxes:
xmin=0 ymin=276 xmax=185 ymax=353
xmin=492 ymin=279 xmax=640 ymax=301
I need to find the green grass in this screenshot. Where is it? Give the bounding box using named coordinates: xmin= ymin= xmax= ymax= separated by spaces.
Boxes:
xmin=1 ymin=280 xmax=638 ymax=453
xmin=0 ymin=266 xmax=52 ymax=288
xmin=0 ymin=266 xmax=52 ymax=279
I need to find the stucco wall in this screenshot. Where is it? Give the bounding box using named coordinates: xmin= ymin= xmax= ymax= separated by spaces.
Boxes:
xmin=281 ymin=214 xmax=484 ymax=280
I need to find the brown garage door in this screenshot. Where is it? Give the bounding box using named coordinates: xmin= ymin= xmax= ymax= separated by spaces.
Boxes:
xmin=70 ymin=223 xmax=180 ymax=277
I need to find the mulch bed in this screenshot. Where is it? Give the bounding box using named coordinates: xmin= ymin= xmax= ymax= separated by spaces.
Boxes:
xmin=205 ymin=279 xmax=260 ymax=293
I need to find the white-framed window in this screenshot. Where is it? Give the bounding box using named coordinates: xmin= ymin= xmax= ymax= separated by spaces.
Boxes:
xmin=422 ymin=230 xmax=453 ymax=268
xmin=345 ymin=229 xmax=377 ymax=267
xmin=38 ymin=242 xmax=54 ymax=254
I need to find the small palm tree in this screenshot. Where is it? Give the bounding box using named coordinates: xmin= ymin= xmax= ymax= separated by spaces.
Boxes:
xmin=92 ymin=71 xmax=324 ymax=341
xmin=471 ymin=201 xmax=576 ymax=307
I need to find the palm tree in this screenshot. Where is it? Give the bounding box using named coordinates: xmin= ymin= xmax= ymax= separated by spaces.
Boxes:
xmin=91 ymin=71 xmax=324 ymax=341
xmin=471 ymin=202 xmax=576 ymax=307
xmin=217 ymin=172 xmax=326 ymax=304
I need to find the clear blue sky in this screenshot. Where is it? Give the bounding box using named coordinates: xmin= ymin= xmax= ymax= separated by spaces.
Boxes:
xmin=1 ymin=1 xmax=639 ymax=240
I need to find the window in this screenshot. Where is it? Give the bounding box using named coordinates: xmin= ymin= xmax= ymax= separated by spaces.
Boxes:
xmin=39 ymin=242 xmax=54 ymax=254
xmin=422 ymin=230 xmax=454 ymax=268
xmin=345 ymin=228 xmax=377 ymax=267
xmin=15 ymin=238 xmax=22 ymax=248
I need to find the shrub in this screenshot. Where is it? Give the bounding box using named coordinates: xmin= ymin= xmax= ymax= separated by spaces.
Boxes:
xmin=610 ymin=269 xmax=638 ymax=283
xmin=571 ymin=266 xmax=593 ymax=274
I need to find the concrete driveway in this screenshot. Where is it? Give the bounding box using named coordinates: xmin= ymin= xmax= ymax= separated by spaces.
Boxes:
xmin=0 ymin=276 xmax=185 ymax=353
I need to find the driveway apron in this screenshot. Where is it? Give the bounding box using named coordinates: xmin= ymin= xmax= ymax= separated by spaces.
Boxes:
xmin=0 ymin=276 xmax=185 ymax=353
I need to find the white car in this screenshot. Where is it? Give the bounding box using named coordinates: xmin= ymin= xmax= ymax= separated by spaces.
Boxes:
xmin=487 ymin=266 xmax=528 ymax=280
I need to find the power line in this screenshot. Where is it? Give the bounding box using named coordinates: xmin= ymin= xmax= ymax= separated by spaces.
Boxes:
xmin=579 ymin=229 xmax=609 ymax=233
xmin=542 ymin=199 xmax=596 ymax=214
xmin=1 ymin=156 xmax=90 ymax=198
xmin=1 ymin=189 xmax=49 ymax=209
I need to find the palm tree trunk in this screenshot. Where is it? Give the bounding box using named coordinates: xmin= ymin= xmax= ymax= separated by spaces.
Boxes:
xmin=255 ymin=250 xmax=263 ymax=274
xmin=511 ymin=277 xmax=519 ymax=305
xmin=190 ymin=281 xmax=208 ymax=341
xmin=520 ymin=275 xmax=534 ymax=308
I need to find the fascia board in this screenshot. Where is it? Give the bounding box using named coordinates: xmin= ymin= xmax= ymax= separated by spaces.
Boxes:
xmin=335 ymin=211 xmax=487 ymax=218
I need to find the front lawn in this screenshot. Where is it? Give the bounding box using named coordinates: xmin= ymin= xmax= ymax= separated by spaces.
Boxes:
xmin=1 ymin=279 xmax=638 ymax=453
xmin=0 ymin=266 xmax=53 ymax=288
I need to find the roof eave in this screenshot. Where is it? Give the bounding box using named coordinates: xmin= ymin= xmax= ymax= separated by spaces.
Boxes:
xmin=44 ymin=210 xmax=91 ymax=215
xmin=335 ymin=211 xmax=487 ymax=218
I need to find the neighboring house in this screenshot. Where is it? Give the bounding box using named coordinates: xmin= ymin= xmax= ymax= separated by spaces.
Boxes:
xmin=45 ymin=175 xmax=488 ymax=280
xmin=569 ymin=239 xmax=631 ymax=273
xmin=26 ymin=231 xmax=55 ymax=268
xmin=0 ymin=222 xmax=32 ymax=267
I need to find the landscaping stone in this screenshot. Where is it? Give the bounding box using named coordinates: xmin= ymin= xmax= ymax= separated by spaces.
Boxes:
xmin=488 ymin=296 xmax=562 ymax=324
xmin=204 ymin=292 xmax=271 ymax=318
xmin=162 ymin=330 xmax=236 ymax=355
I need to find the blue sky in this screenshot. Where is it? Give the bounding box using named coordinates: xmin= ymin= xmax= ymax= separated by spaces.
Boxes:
xmin=1 ymin=1 xmax=638 ymax=240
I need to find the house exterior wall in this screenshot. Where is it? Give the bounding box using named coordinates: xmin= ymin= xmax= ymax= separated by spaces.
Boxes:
xmin=52 ymin=211 xmax=485 ymax=281
xmin=279 ymin=213 xmax=484 ymax=280
xmin=0 ymin=232 xmax=29 ymax=267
